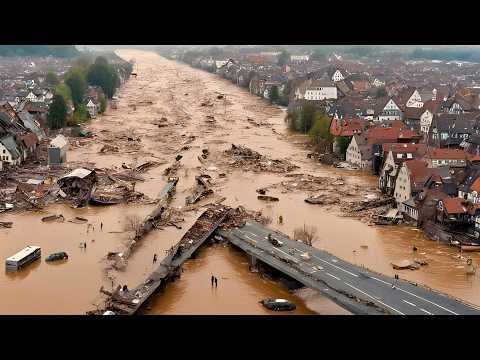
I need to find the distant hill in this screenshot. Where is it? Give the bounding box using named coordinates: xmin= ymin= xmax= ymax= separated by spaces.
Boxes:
xmin=0 ymin=45 xmax=80 ymax=58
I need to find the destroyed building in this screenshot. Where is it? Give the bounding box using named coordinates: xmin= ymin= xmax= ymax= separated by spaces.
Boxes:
xmin=57 ymin=168 xmax=96 ymax=207
xmin=48 ymin=134 xmax=68 ymax=165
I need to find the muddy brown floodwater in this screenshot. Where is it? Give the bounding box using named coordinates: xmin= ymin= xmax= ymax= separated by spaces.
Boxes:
xmin=2 ymin=49 xmax=480 ymax=315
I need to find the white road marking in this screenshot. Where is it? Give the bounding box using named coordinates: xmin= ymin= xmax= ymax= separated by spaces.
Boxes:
xmin=370 ymin=276 xmax=458 ymax=315
xmin=344 ymin=282 xmax=405 ymax=315
xmin=419 ymin=308 xmax=433 ymax=315
xmin=326 ymin=273 xmax=341 ymax=281
xmin=312 ymin=255 xmax=359 ymax=278
xmin=402 ymin=299 xmax=417 ymax=307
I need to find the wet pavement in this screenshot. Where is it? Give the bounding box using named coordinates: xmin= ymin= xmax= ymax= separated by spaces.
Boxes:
xmin=1 ymin=49 xmax=480 ymax=314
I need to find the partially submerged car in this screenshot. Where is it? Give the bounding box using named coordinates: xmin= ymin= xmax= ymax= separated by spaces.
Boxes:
xmin=260 ymin=298 xmax=296 ymax=311
xmin=45 ymin=252 xmax=69 ymax=262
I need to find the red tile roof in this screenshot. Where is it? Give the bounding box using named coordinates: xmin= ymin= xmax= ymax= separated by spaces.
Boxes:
xmin=404 ymin=159 xmax=432 ymax=190
xmin=470 ymin=177 xmax=480 ymax=193
xmin=427 ymin=148 xmax=466 ymax=160
xmin=423 ymin=99 xmax=443 ymax=114
xmin=367 ymin=127 xmax=420 ymax=145
xmin=442 ymin=197 xmax=468 ymax=214
xmin=382 ymin=142 xmax=426 ymax=154
xmin=329 ymin=116 xmax=365 ymax=137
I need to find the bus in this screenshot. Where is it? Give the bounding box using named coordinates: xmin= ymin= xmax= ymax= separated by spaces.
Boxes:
xmin=6 ymin=246 xmax=41 ymax=271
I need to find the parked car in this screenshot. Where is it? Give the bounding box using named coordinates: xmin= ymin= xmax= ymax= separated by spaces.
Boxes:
xmin=260 ymin=298 xmax=296 ymax=311
xmin=45 ymin=252 xmax=68 ymax=262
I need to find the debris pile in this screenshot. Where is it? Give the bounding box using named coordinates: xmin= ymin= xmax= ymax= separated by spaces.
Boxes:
xmin=57 ymin=168 xmax=97 ymax=208
xmin=223 ymin=144 xmax=298 ymax=173
xmin=220 ymin=206 xmax=272 ymax=231
xmin=186 ymin=175 xmax=214 ymax=205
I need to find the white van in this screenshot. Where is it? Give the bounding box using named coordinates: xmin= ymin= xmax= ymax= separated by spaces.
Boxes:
xmin=6 ymin=246 xmax=41 ymax=270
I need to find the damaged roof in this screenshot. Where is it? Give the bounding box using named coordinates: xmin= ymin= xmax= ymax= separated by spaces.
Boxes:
xmin=0 ymin=135 xmax=21 ymax=160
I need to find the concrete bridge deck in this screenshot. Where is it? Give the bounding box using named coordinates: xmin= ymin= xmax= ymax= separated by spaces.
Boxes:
xmin=219 ymin=221 xmax=480 ymax=315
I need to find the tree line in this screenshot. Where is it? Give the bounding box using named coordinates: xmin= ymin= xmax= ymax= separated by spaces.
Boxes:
xmin=0 ymin=45 xmax=79 ymax=58
xmin=48 ymin=55 xmax=131 ymax=130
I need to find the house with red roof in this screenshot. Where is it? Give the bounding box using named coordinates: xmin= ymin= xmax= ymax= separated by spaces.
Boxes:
xmin=394 ymin=159 xmax=434 ymax=214
xmin=425 ymin=148 xmax=467 ymax=168
xmin=378 ymin=143 xmax=427 ymax=195
xmin=329 ymin=116 xmax=366 ymax=137
xmin=437 ymin=197 xmax=470 ymax=225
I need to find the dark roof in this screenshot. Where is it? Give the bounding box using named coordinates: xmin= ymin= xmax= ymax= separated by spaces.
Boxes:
xmin=0 ymin=135 xmax=21 ymax=160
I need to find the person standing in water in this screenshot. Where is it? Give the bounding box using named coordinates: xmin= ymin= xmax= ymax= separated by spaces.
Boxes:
xmin=211 ymin=275 xmax=215 ymax=287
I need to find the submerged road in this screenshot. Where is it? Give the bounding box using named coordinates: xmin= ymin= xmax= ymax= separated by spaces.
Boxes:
xmin=220 ymin=222 xmax=480 ymax=315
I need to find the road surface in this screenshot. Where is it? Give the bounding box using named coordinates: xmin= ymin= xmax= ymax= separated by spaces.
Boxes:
xmin=221 ymin=222 xmax=480 ymax=315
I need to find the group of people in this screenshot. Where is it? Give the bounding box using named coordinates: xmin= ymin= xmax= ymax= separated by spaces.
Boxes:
xmin=86 ymin=222 xmax=104 ymax=234
xmin=211 ymin=275 xmax=218 ymax=287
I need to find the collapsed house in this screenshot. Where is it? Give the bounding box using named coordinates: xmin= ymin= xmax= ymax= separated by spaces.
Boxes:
xmin=57 ymin=168 xmax=97 ymax=207
xmin=48 ymin=134 xmax=68 ymax=165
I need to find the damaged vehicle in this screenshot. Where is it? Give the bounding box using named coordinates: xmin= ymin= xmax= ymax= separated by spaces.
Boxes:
xmin=46 ymin=252 xmax=69 ymax=262
xmin=260 ymin=298 xmax=296 ymax=311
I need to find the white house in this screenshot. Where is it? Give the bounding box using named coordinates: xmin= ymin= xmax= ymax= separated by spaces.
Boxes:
xmin=345 ymin=135 xmax=372 ymax=169
xmin=331 ymin=70 xmax=345 ymax=82
xmin=419 ymin=109 xmax=434 ymax=135
xmin=25 ymin=91 xmax=38 ymax=102
xmin=0 ymin=135 xmax=22 ymax=166
xmin=290 ymin=55 xmax=310 ymax=63
xmin=304 ymin=81 xmax=337 ymax=101
xmin=372 ymin=78 xmax=385 ymax=87
xmin=86 ymin=99 xmax=98 ymax=119
xmin=376 ymin=98 xmax=402 ymax=122
xmin=406 ymin=89 xmax=424 ymax=108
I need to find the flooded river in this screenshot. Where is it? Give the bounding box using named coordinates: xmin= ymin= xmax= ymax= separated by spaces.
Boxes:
xmin=1 ymin=49 xmax=480 ymax=314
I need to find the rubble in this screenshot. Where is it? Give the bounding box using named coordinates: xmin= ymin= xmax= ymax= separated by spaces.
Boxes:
xmin=391 ymin=260 xmax=421 ymax=270
xmin=186 ymin=175 xmax=214 ymax=205
xmin=135 ymin=161 xmax=161 ymax=173
xmin=223 ymin=144 xmax=298 ymax=173
xmin=220 ymin=206 xmax=272 ymax=231
xmin=99 ymin=144 xmax=119 ymax=154
xmin=0 ymin=221 xmax=13 ymax=228
xmin=57 ymin=168 xmax=97 ymax=208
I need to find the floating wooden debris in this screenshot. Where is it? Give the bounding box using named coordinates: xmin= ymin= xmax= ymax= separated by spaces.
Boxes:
xmin=257 ymin=195 xmax=279 ymax=202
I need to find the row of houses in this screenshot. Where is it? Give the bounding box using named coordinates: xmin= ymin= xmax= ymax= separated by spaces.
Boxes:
xmin=0 ymin=101 xmax=45 ymax=170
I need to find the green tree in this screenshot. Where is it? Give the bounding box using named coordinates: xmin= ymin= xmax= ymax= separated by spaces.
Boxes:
xmin=286 ymin=109 xmax=300 ymax=130
xmin=65 ymin=69 xmax=87 ymax=106
xmin=86 ymin=57 xmax=119 ymax=98
xmin=335 ymin=136 xmax=352 ymax=156
xmin=99 ymin=94 xmax=107 ymax=113
xmin=300 ymin=103 xmax=317 ymax=133
xmin=47 ymin=95 xmax=68 ymax=129
xmin=45 ymin=71 xmax=59 ymax=86
xmin=277 ymin=50 xmax=290 ymax=67
xmin=269 ymin=86 xmax=280 ymax=104
xmin=54 ymin=83 xmax=72 ymax=103
xmin=309 ymin=113 xmax=333 ymax=144
xmin=73 ymin=104 xmax=89 ymax=124
xmin=73 ymin=55 xmax=94 ymax=71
